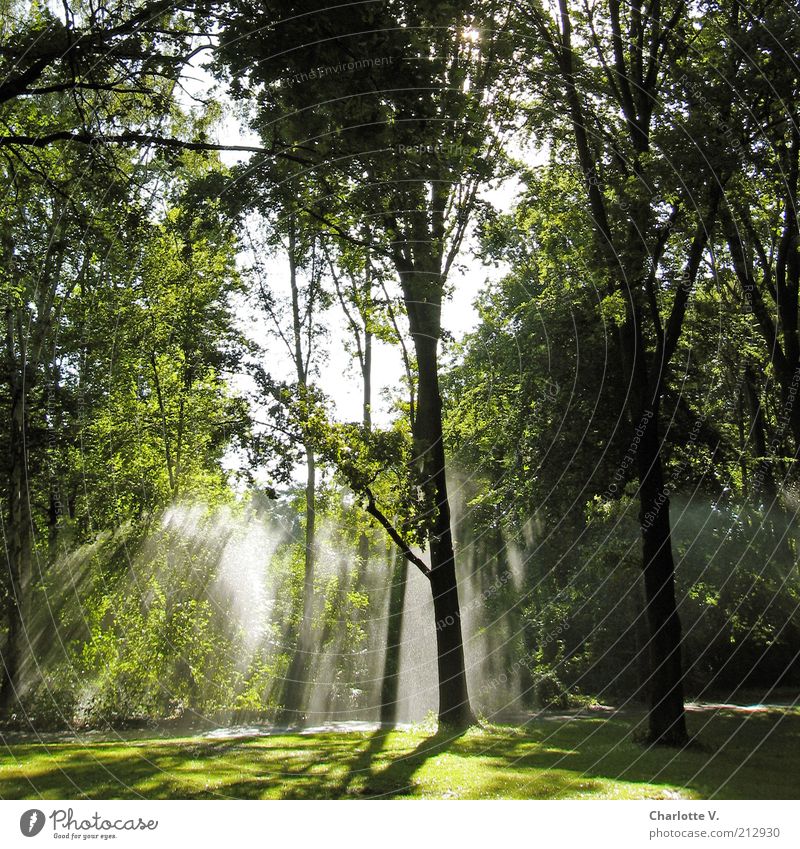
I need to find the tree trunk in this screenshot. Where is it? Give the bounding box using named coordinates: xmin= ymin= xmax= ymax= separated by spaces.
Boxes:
xmin=278 ymin=445 xmax=316 ymax=723
xmin=633 ymin=400 xmax=688 ymax=745
xmin=356 ymin=322 xmax=372 ymax=576
xmin=619 ymin=307 xmax=688 ymax=746
xmin=743 ymin=365 xmax=775 ymax=495
xmin=363 ymin=303 xmax=372 ymax=432
xmin=0 ymin=377 xmax=32 ymax=714
xmin=634 ymin=574 xmax=651 ymax=704
xmin=403 ymin=290 xmax=473 ymax=729
xmin=778 ymin=364 xmax=800 ymax=466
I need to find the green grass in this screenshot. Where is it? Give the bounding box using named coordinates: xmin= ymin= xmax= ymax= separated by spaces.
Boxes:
xmin=1 ymin=707 xmax=798 ymax=800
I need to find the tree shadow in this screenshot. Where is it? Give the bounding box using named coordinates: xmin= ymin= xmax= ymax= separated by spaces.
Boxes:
xmin=351 ymin=727 xmax=468 ymax=798
xmin=438 ymin=712 xmax=800 ymax=799
xmin=3 ymin=711 xmax=796 ymax=800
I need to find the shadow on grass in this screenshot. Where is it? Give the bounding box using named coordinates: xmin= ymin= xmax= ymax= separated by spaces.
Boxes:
xmin=444 ymin=711 xmax=800 ymax=799
xmin=0 ymin=728 xmax=464 ymax=800
xmin=352 ymin=727 xmax=464 ymax=799
xmin=1 ymin=709 xmax=797 ymax=800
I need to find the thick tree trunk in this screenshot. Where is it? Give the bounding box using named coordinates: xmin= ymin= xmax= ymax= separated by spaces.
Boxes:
xmin=403 ymin=294 xmax=473 ymax=729
xmin=429 ymin=552 xmax=472 ymax=727
xmin=0 ymin=380 xmax=31 ymax=714
xmin=619 ymin=307 xmax=688 ymax=746
xmin=633 ymin=400 xmax=688 ymax=745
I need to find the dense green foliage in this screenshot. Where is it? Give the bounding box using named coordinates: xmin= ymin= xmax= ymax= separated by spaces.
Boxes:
xmin=0 ymin=0 xmax=798 ymax=763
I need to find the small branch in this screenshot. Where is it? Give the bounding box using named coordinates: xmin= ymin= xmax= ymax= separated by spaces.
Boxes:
xmin=644 ymin=203 xmax=680 ymax=341
xmin=17 ymin=81 xmax=152 ymax=97
xmin=379 ymin=276 xmax=416 ymax=426
xmin=364 ymin=488 xmax=430 ymax=579
xmin=0 ymin=131 xmax=313 ymax=164
xmin=658 ymin=182 xmax=722 ymax=372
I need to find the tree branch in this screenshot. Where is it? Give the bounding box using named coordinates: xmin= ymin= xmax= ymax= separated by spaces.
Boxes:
xmin=658 ymin=182 xmax=722 ymax=372
xmin=0 ymin=130 xmax=313 ymax=164
xmin=364 ymin=488 xmax=431 ymax=579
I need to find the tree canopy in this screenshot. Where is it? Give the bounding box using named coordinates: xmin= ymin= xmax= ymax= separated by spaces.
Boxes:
xmin=0 ymin=0 xmax=798 ymax=750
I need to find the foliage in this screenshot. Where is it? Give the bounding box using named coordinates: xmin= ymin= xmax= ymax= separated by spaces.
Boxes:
xmin=1 ymin=0 xmax=799 ymax=739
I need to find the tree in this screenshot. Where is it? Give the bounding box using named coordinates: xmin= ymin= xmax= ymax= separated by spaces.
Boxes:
xmin=0 ymin=140 xmax=123 ymax=710
xmin=76 ymin=167 xmax=247 ymax=521
xmin=322 ymin=235 xmax=417 ymax=721
xmin=712 ymin=3 xmax=800 ymax=467
xmin=214 ymin=0 xmax=517 ymax=727
xmin=245 ymin=210 xmax=330 ymax=722
xmin=519 ymin=0 xmax=736 ymax=744
xmin=0 ymin=132 xmax=246 ymax=710
xmin=0 ymin=1 xmax=197 ymax=117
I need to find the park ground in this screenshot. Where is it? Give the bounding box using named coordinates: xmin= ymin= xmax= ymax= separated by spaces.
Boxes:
xmin=0 ymin=704 xmax=798 ymax=800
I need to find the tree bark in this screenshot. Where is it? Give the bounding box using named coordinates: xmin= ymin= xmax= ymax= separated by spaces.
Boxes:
xmin=278 ymin=444 xmax=316 ymax=723
xmin=743 ymin=365 xmax=775 ymax=495
xmin=357 ymin=301 xmax=372 ymax=575
xmin=635 ymin=405 xmax=688 ymax=745
xmin=0 ymin=371 xmax=32 ymax=714
xmin=403 ymin=286 xmax=473 ymax=729
xmin=623 ymin=315 xmax=688 ymax=746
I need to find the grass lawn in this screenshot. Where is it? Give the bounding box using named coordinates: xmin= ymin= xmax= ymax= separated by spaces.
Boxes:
xmin=1 ymin=707 xmax=798 ymax=800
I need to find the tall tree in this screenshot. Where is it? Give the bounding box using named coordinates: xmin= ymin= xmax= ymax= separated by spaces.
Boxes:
xmin=520 ymin=0 xmax=733 ymax=743
xmin=214 ymin=0 xmax=516 ymax=726
xmin=0 ymin=134 xmax=245 ymax=710
xmin=0 ymin=138 xmax=128 ymax=709
xmin=246 ymin=212 xmax=330 ymax=722
xmin=714 ymin=3 xmax=800 ymax=467
xmin=323 ymin=235 xmax=417 ymax=720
